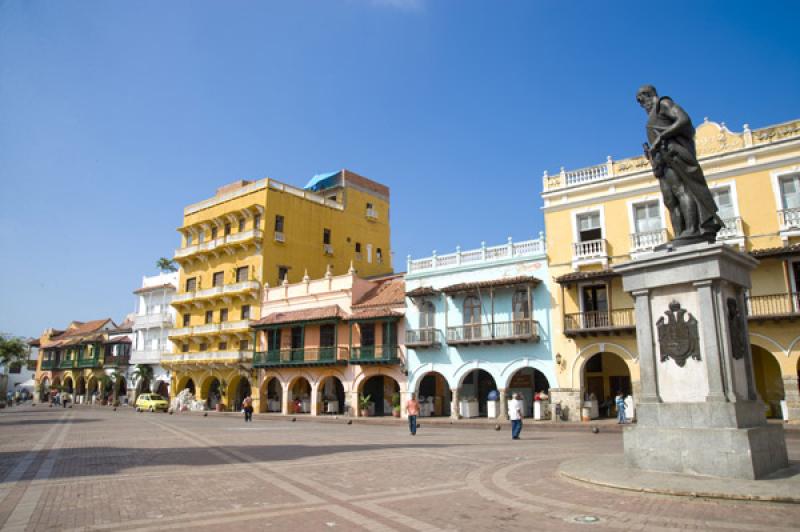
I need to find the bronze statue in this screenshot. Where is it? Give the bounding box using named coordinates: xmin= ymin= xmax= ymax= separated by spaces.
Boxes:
xmin=637 ymin=85 xmax=723 ymax=246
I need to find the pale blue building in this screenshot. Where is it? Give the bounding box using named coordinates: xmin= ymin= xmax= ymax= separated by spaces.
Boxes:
xmin=404 ymin=235 xmax=554 ymax=419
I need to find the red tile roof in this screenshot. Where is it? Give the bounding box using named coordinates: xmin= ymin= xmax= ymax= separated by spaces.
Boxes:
xmin=353 ymin=277 xmax=405 ymax=308
xmin=750 ymin=243 xmax=800 ymax=259
xmin=406 ymin=286 xmax=439 ymax=297
xmin=252 ymin=305 xmax=346 ymax=327
xmin=348 ymin=308 xmax=404 ymax=320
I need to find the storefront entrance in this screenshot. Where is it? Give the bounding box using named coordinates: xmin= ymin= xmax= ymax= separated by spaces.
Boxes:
xmin=318 ymin=376 xmax=345 ymax=415
xmin=417 ymin=372 xmax=451 ymax=417
xmin=289 ymin=377 xmax=311 ymax=414
xmin=361 ymin=375 xmax=400 ymax=416
xmin=582 ymin=352 xmax=631 ymax=418
xmin=507 ymin=367 xmax=550 ymax=417
xmin=460 ymin=369 xmax=497 ymax=417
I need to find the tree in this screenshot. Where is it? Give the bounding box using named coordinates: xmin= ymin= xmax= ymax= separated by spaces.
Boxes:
xmin=156 ymin=257 xmax=178 ymax=273
xmin=0 ymin=335 xmax=28 ymax=371
xmin=131 ymin=364 xmax=154 ymax=397
xmin=110 ymin=370 xmax=124 ymax=404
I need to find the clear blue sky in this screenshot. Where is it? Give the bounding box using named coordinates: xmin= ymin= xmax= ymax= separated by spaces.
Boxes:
xmin=1 ymin=0 xmax=798 ymax=337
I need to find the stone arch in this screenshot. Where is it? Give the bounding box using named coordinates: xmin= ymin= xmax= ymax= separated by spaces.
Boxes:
xmin=201 ymin=375 xmax=222 ymax=409
xmin=452 ymin=360 xmax=499 ymax=389
xmin=499 ymin=358 xmax=556 ymax=391
xmin=749 ymin=332 xmax=788 ymax=358
xmin=228 ymin=374 xmax=252 ymax=412
xmin=570 ymin=342 xmax=637 ymax=393
xmin=63 ymin=375 xmax=74 ymax=393
xmin=409 ymin=362 xmax=456 ymax=392
xmin=176 ymin=375 xmax=196 ymax=395
xmin=316 ymin=374 xmax=346 ymax=415
xmin=752 ymin=344 xmax=785 ymax=418
xmin=413 ymin=370 xmax=451 ymax=417
xmin=358 ymin=373 xmax=401 ymax=416
xmin=259 ymin=373 xmax=285 ymax=413
xmin=287 ymin=375 xmax=313 ymax=414
xmin=352 ymin=367 xmax=408 ymax=395
xmin=86 ymin=376 xmax=98 ymax=403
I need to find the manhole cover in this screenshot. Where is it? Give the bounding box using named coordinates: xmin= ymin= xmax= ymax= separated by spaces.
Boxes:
xmin=573 ymin=515 xmax=600 ymax=524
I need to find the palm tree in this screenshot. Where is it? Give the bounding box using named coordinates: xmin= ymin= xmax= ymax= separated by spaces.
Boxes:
xmin=156 ymin=257 xmax=178 ymax=273
xmin=110 ymin=370 xmax=124 ymax=404
xmin=131 ymin=364 xmax=154 ymax=398
xmin=0 ymin=335 xmax=28 ymax=369
xmin=97 ymin=374 xmax=111 ymax=404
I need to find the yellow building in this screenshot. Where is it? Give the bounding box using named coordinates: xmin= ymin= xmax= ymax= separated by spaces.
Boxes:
xmin=165 ymin=169 xmax=394 ymax=412
xmin=541 ymin=118 xmax=800 ymax=421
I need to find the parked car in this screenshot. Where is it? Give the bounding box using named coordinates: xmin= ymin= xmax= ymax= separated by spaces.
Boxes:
xmin=135 ymin=393 xmax=169 ymax=412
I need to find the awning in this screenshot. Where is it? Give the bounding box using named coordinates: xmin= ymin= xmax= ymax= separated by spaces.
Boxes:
xmin=406 ymin=286 xmax=440 ymax=297
xmin=440 ymin=276 xmax=540 ymax=294
xmin=750 ymin=243 xmax=800 ymax=259
xmin=304 ymin=171 xmax=340 ymax=192
xmin=555 ymin=269 xmax=620 ymax=285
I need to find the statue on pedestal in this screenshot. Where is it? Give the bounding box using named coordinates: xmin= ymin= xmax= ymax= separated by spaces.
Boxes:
xmin=637 ymin=85 xmax=723 ymax=246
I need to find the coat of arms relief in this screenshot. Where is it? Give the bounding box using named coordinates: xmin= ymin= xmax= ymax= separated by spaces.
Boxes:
xmin=656 ymin=300 xmax=701 ymax=367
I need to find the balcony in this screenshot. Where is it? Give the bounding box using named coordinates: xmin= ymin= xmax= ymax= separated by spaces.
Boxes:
xmin=223 ymin=280 xmax=259 ymax=296
xmin=77 ymin=356 xmax=101 ymax=368
xmin=350 ymin=345 xmax=400 ymax=364
xmin=778 ymin=208 xmax=800 ymax=237
xmin=366 ymin=208 xmax=378 ymax=220
xmin=193 ymin=323 xmax=220 ymax=335
xmin=405 ymin=328 xmax=444 ymax=349
xmin=175 ymin=229 xmax=263 ymax=261
xmin=195 ymin=285 xmax=225 ymax=300
xmin=221 ymin=320 xmax=250 ymax=333
xmin=630 ymin=229 xmax=667 ymax=253
xmin=572 ymin=239 xmax=608 ymax=268
xmin=169 ymin=327 xmax=192 ymax=338
xmin=162 ymin=350 xmax=249 ymax=364
xmin=58 ymin=359 xmax=76 ymax=369
xmin=103 ymin=355 xmax=130 ymax=367
xmin=717 ymin=217 xmax=745 ymax=245
xmin=446 ymin=319 xmax=540 ymax=346
xmin=41 ymin=359 xmax=57 ymax=370
xmin=563 ymin=309 xmax=636 ymax=337
xmin=274 ymin=231 xmax=285 ymax=243
xmin=252 ymin=346 xmax=349 ymax=368
xmin=130 ymin=350 xmax=163 ymax=365
xmin=172 ymin=292 xmax=195 ymax=304
xmin=134 ymin=312 xmax=173 ymax=329
xmin=746 ymin=293 xmax=800 ymax=321
xmin=408 ymin=236 xmax=545 ymax=274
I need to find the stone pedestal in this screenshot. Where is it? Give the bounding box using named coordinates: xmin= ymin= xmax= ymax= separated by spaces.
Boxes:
xmin=615 ymin=243 xmax=788 ymax=480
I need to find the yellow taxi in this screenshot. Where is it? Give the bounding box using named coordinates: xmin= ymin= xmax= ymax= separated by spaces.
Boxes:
xmin=135 ymin=393 xmax=169 ymax=412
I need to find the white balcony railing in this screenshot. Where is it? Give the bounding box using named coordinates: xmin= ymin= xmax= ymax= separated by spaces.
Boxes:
xmin=173 ymin=292 xmax=195 ymax=303
xmin=779 ymin=208 xmax=800 ymax=231
xmin=408 ymin=235 xmax=546 ymax=274
xmin=221 ymin=320 xmax=250 ymax=332
xmin=169 ymin=327 xmax=192 ymax=337
xmin=323 ymin=244 xmax=334 ymax=255
xmin=717 ymin=217 xmax=744 ymax=240
xmin=129 ymin=350 xmax=163 ymax=365
xmin=223 ymin=281 xmax=259 ymax=294
xmin=274 ymin=231 xmax=285 ymax=243
xmin=134 ymin=312 xmax=173 ymax=329
xmin=174 ymin=229 xmax=263 ymax=260
xmin=564 ymin=163 xmax=609 ymax=187
xmin=572 ymin=239 xmax=608 ymax=260
xmin=195 ymin=286 xmax=224 ymax=299
xmin=366 ymin=208 xmax=378 ymax=219
xmin=162 ymin=350 xmax=249 ymax=363
xmin=630 ymin=229 xmax=667 ymax=252
xmin=193 ymin=323 xmax=220 ymax=335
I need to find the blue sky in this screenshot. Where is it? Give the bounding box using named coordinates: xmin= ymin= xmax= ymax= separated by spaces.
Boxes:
xmin=1 ymin=0 xmax=798 ymax=337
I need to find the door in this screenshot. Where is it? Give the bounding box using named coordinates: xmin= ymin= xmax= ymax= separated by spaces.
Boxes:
xmin=581 ymin=285 xmax=608 ymax=327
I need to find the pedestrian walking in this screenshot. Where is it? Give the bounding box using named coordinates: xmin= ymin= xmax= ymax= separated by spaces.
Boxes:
xmin=406 ymin=393 xmax=420 ymax=435
xmin=242 ymin=395 xmax=253 ymax=422
xmin=615 ymin=391 xmax=626 ymax=424
xmin=508 ymin=393 xmax=524 ymax=440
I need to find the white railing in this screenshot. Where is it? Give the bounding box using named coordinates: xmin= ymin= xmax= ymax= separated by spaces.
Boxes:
xmin=174 ymin=229 xmax=262 ymax=259
xmin=572 ymin=239 xmax=608 ymax=260
xmin=193 ymin=323 xmax=220 ymax=335
xmin=324 ymin=244 xmax=334 ymax=255
xmin=169 ymin=327 xmax=192 ymax=337
xmin=162 ymin=350 xmax=248 ymax=363
xmin=134 ymin=312 xmax=173 ymax=329
xmin=173 ymin=292 xmax=195 ymax=303
xmin=366 ymin=208 xmax=378 ymax=219
xmin=221 ymin=320 xmax=250 ymax=332
xmin=565 ymin=163 xmax=609 ymax=186
xmin=196 ymin=286 xmax=224 ymax=299
xmin=274 ymin=231 xmax=285 ymax=242
xmin=129 ymin=350 xmax=163 ymax=365
xmin=408 ymin=235 xmax=546 ymax=273
xmin=174 ymin=244 xmax=199 ymax=259
xmin=630 ymin=229 xmax=667 ymax=252
xmin=779 ymin=208 xmax=800 ymax=231
xmin=226 ymin=228 xmax=262 ymax=245
xmin=717 ymin=217 xmax=744 ymax=240
xmin=224 ymin=281 xmax=259 ymax=294
xmin=268 ymin=180 xmax=344 ymax=211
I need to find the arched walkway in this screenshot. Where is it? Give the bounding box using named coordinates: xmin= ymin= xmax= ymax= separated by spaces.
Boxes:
xmin=360 ymin=375 xmax=400 ymax=416
xmin=416 ymin=371 xmax=451 ymax=417
xmin=115 ymin=377 xmax=127 ymax=403
xmin=231 ymin=377 xmax=252 ymax=412
xmin=203 ymin=377 xmax=222 ymax=410
xmin=176 ymin=377 xmax=196 ymax=396
xmin=506 ymin=367 xmax=550 ymax=418
xmin=86 ymin=377 xmax=98 ymax=404
xmin=154 ymin=381 xmax=169 ymax=398
xmin=40 ymin=377 xmax=50 ymax=402
xmin=289 ymin=377 xmax=311 ymax=414
xmin=582 ymin=352 xmax=631 ymax=419
xmin=63 ymin=376 xmax=74 ymax=394
xmin=752 ymin=345 xmax=785 ymax=418
xmin=261 ymin=377 xmax=283 ymax=413
xmin=459 ymin=369 xmax=497 ymax=418
xmin=318 ymin=376 xmax=345 ymax=415
xmin=76 ymin=376 xmax=86 ymax=402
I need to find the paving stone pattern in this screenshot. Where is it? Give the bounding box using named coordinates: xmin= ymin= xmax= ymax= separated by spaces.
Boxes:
xmin=0 ymin=406 xmax=799 ymax=531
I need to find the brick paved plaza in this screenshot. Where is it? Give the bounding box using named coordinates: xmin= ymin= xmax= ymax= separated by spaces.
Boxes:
xmin=1 ymin=406 xmax=799 ymax=531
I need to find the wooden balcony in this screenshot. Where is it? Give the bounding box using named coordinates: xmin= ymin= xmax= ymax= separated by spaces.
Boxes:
xmin=563 ymin=309 xmax=635 ymax=337
xmin=252 ymin=347 xmax=349 ymax=368
xmin=446 ymin=319 xmax=540 ymax=346
xmin=103 ymin=355 xmax=130 ymax=367
xmin=77 ymin=356 xmax=101 ymax=368
xmin=58 ymin=359 xmax=75 ymax=369
xmin=746 ymin=293 xmax=800 ymax=321
xmin=405 ymin=328 xmax=444 ymax=349
xmin=350 ymin=345 xmax=401 ymax=365
xmin=41 ymin=359 xmax=57 ymax=370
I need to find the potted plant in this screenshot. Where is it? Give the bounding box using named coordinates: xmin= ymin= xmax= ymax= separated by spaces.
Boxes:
xmin=359 ymin=394 xmax=372 ymax=417
xmin=391 ymin=392 xmax=401 ymax=417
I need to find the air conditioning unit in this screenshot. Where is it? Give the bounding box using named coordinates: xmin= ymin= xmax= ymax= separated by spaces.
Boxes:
xmin=323 ymin=244 xmax=334 ymax=255
xmin=274 ymin=231 xmax=285 ymax=243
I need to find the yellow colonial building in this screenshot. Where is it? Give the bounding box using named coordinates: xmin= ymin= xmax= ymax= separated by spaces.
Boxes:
xmin=542 ymin=118 xmax=800 ymax=421
xmin=165 ymin=169 xmax=394 ymax=412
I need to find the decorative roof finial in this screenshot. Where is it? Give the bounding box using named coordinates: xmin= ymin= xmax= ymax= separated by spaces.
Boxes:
xmin=348 ymin=260 xmax=356 ymax=275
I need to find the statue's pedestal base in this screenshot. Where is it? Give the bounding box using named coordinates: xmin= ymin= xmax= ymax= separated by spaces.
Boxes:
xmin=615 ymin=243 xmax=789 ymax=480
xmin=624 ymin=404 xmax=788 ymax=479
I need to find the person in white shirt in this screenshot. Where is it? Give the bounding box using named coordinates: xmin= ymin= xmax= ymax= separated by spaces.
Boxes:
xmin=508 ymin=393 xmax=524 ymax=440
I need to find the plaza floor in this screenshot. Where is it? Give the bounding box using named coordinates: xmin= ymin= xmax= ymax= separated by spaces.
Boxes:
xmin=0 ymin=405 xmax=799 ymax=531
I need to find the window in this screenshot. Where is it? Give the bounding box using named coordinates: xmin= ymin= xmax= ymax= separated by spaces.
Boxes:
xmin=185 ymin=278 xmax=196 ymax=292
xmin=253 ymin=214 xmax=261 ymax=229
xmin=205 ymin=310 xmax=213 ymax=324
xmin=218 ymin=341 xmax=227 ymax=351
xmin=577 ymin=212 xmax=602 ymax=242
xmin=182 ymin=344 xmax=189 ymax=353
xmin=366 ymin=202 xmax=373 ymax=210
xmin=323 ymin=228 xmax=331 ymax=245
xmin=366 ymin=244 xmax=373 ymax=263
xmin=779 ymin=175 xmax=800 ymax=209
xmin=267 ymin=329 xmax=281 ymax=351
xmin=198 ymin=230 xmax=205 ymax=242
xmin=235 ymin=266 xmax=249 ymax=283
xmin=291 ymin=326 xmax=304 ymax=349
xmin=275 ymin=215 xmax=284 ymax=232
xmin=212 ymin=271 xmax=224 ymax=287
xmin=238 ymin=218 xmax=245 ymax=232
xmin=360 ymin=323 xmax=375 ymax=347
xmin=320 ymin=324 xmax=336 ymax=347
xmin=419 ymin=301 xmax=435 ymax=329
xmin=9 ymin=363 xmax=21 ymax=374
xmin=224 ymin=223 xmax=231 ymax=236
xmin=220 ymin=308 xmax=228 ymax=322
xmin=239 ymin=339 xmax=249 ymax=351
xmin=581 ymin=284 xmax=609 ymax=328
xmin=199 ymin=343 xmax=207 ymax=352
xmin=382 ymin=321 xmax=398 ymax=346
xmin=278 ymin=266 xmax=289 ymax=283
xmin=463 ymin=296 xmax=481 ymax=339
xmin=376 ymin=248 xmax=383 ymax=264
xmin=355 ymin=242 xmax=362 ymax=259
xmin=186 ymin=234 xmax=193 ymax=246
xmin=241 ymin=305 xmax=251 ymax=320
xmin=182 ymin=314 xmax=190 ymax=327
xmin=513 ymin=290 xmax=529 ymax=320
xmin=211 ymin=227 xmax=218 ymax=240
xmin=712 ymin=187 xmax=736 ymax=220
xmin=633 ymin=201 xmax=662 ymax=233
